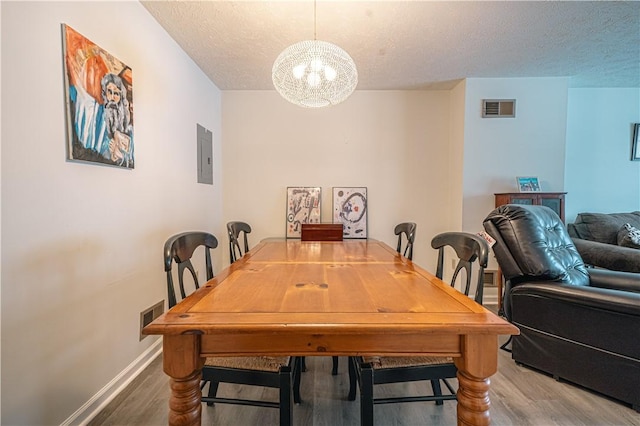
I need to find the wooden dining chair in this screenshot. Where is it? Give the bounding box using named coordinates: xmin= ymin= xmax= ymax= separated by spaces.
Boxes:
xmin=227 ymin=221 xmax=252 ymax=263
xmin=394 ymin=222 xmax=417 ymax=260
xmin=164 ymin=231 xmax=302 ymax=426
xmin=347 ymin=232 xmax=489 ymax=426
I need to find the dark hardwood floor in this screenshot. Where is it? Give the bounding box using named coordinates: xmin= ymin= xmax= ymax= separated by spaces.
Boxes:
xmin=90 ymin=337 xmax=640 ymax=426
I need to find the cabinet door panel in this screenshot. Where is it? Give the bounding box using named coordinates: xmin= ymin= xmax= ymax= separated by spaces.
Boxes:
xmin=495 ymin=192 xmax=565 ymax=223
xmin=511 ymin=198 xmax=534 ymax=205
xmin=540 ymin=198 xmax=561 ymax=217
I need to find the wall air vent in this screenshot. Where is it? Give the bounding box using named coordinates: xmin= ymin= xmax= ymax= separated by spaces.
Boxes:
xmin=483 ymin=270 xmax=498 ymax=287
xmin=482 ymin=99 xmax=516 ymax=118
xmin=139 ymin=300 xmax=164 ymax=340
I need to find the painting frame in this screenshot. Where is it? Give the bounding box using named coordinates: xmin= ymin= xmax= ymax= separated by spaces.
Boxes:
xmin=286 ymin=187 xmax=321 ymax=238
xmin=516 ymin=176 xmax=541 ymax=192
xmin=333 ymin=187 xmax=368 ymax=239
xmin=631 ymin=123 xmax=640 ymax=161
xmin=62 ymin=24 xmax=134 ymax=169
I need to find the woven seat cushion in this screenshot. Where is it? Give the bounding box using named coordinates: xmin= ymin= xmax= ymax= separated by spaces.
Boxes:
xmin=362 ymin=355 xmax=454 ymax=370
xmin=204 ymin=356 xmax=290 ymax=372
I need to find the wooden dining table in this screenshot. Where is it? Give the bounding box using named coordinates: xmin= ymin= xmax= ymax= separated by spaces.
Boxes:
xmin=143 ymin=238 xmax=519 ymax=426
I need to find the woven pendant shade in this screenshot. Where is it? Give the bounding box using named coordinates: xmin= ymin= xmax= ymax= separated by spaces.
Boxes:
xmin=272 ymin=40 xmax=358 ymax=108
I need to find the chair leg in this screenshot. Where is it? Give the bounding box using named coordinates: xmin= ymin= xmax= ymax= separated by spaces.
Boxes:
xmin=206 ymin=381 xmax=219 ymax=406
xmin=347 ymin=357 xmax=357 ymax=401
xmin=360 ymin=363 xmax=374 ymax=426
xmin=293 ymin=357 xmax=302 ymax=404
xmin=279 ymin=365 xmax=293 ymax=426
xmin=300 ymin=357 xmax=307 ymax=372
xmin=430 ymin=379 xmax=444 ymax=405
xmin=332 ymin=356 xmax=339 ymax=375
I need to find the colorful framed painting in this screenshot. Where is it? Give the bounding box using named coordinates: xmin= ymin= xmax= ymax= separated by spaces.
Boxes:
xmin=333 ymin=187 xmax=367 ymax=239
xmin=62 ymin=24 xmax=134 ymax=169
xmin=286 ymin=187 xmax=321 ymax=238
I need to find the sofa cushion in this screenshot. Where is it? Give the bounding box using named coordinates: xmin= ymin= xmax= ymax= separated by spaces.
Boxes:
xmin=617 ymin=223 xmax=640 ymax=249
xmin=571 ymin=212 xmax=640 ymax=245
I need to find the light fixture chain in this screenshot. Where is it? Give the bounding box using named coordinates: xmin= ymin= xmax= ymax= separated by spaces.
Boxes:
xmin=314 ymin=0 xmax=317 ymax=41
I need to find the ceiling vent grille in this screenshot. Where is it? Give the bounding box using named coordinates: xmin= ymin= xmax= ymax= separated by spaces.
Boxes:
xmin=482 ymin=99 xmax=516 ymax=118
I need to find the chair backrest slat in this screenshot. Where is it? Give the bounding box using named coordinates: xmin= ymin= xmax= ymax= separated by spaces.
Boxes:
xmin=227 ymin=221 xmax=252 ymax=263
xmin=394 ymin=222 xmax=417 ymax=261
xmin=431 ymin=232 xmax=489 ymax=304
xmin=164 ymin=231 xmax=218 ymax=308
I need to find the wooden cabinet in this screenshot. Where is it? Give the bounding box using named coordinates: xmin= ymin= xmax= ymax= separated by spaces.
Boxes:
xmin=493 ymin=192 xmax=567 ymax=315
xmin=495 ymin=192 xmax=567 ymax=223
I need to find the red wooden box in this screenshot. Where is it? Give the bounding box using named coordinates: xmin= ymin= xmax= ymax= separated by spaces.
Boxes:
xmin=301 ymin=223 xmax=344 ymax=241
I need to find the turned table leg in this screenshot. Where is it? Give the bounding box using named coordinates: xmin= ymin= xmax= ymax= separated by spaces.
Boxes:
xmin=456 ymin=370 xmax=491 ymax=425
xmin=163 ymin=335 xmax=204 ymax=426
xmin=169 ymin=371 xmax=202 ymax=425
xmin=454 ymin=334 xmax=498 ymax=426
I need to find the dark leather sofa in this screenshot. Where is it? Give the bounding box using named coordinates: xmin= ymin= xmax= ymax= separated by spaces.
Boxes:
xmin=567 ymin=211 xmax=640 ymax=272
xmin=483 ymin=204 xmax=640 ymax=412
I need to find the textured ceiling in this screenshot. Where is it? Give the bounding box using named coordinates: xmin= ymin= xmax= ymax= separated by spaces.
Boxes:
xmin=141 ymin=1 xmax=640 ymax=90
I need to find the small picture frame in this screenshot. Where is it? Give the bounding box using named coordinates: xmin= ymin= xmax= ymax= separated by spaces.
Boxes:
xmin=631 ymin=123 xmax=640 ymax=161
xmin=516 ymin=176 xmax=541 ymax=192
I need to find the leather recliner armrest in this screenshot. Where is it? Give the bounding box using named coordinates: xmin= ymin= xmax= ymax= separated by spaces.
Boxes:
xmin=588 ymin=268 xmax=640 ymax=293
xmin=511 ymin=283 xmax=640 ymax=316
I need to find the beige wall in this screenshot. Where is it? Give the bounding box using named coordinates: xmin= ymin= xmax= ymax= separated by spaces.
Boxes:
xmin=221 ymin=90 xmax=456 ymax=269
xmin=448 ymin=80 xmax=467 ymax=230
xmin=1 ymin=2 xmax=223 ymax=424
xmin=220 ymin=79 xmax=573 ymax=272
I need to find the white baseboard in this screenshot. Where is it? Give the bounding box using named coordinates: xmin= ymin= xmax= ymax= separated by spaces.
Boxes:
xmin=61 ymin=338 xmax=163 ymax=426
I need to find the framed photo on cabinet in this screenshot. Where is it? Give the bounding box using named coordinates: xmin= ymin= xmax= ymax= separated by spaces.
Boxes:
xmin=516 ymin=176 xmax=541 ymax=192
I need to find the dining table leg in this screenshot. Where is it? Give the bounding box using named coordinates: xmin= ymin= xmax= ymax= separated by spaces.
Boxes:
xmin=163 ymin=334 xmax=204 ymax=426
xmin=454 ymin=334 xmax=498 ymax=426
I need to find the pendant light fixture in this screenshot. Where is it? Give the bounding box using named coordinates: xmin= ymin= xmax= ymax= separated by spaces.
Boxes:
xmin=272 ymin=1 xmax=358 ymax=108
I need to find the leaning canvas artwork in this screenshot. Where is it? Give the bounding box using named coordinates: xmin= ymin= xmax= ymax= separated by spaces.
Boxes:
xmin=333 ymin=187 xmax=367 ymax=238
xmin=286 ymin=187 xmax=321 ymax=238
xmin=62 ymin=24 xmax=134 ymax=168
